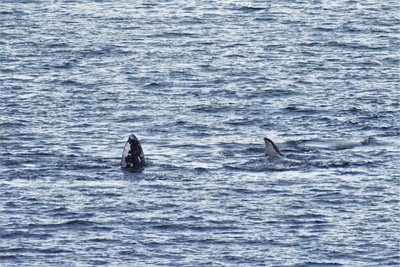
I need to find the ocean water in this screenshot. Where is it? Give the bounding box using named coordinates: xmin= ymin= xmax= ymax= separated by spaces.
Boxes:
xmin=1 ymin=0 xmax=399 ymax=266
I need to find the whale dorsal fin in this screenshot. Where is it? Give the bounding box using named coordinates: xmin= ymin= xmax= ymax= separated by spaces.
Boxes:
xmin=263 ymin=137 xmax=283 ymax=156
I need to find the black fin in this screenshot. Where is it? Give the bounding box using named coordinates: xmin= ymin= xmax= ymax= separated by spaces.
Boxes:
xmin=263 ymin=137 xmax=283 ymax=156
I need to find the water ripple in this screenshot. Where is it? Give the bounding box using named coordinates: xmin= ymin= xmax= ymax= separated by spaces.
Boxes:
xmin=1 ymin=0 xmax=399 ymax=266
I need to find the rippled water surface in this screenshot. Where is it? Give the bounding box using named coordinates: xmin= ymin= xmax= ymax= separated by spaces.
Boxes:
xmin=1 ymin=0 xmax=399 ymax=266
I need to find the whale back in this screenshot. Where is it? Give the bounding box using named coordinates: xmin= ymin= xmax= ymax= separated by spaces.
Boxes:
xmin=121 ymin=134 xmax=145 ymax=170
xmin=264 ymin=137 xmax=283 ymax=157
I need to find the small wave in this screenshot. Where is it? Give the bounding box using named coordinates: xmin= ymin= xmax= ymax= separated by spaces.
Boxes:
xmin=224 ymin=158 xmax=303 ymax=172
xmin=234 ymin=6 xmax=267 ymax=12
xmin=60 ymin=80 xmax=85 ymax=87
xmin=150 ymin=32 xmax=199 ymax=39
xmin=0 ymin=247 xmax=71 ymax=255
xmin=59 ymin=162 xmax=114 ymax=170
xmin=313 ymin=159 xmax=380 ymax=169
xmin=313 ymin=26 xmax=335 ymax=32
xmin=0 ymin=11 xmax=14 ymax=15
xmin=0 ymin=122 xmax=27 ymax=128
xmin=63 ymin=220 xmax=95 ymax=227
xmin=0 ymin=255 xmax=17 ymax=260
xmin=143 ymin=82 xmax=171 ymax=89
xmin=296 ymin=262 xmax=343 ymax=267
xmin=297 ymin=137 xmax=377 ymax=151
xmin=46 ymin=42 xmax=69 ymax=49
xmin=26 ymin=220 xmax=95 ymax=229
xmin=52 ymin=61 xmax=76 ymax=69
xmin=193 ymin=167 xmax=210 ymax=174
xmin=324 ymin=41 xmax=387 ymax=51
xmin=0 ymin=230 xmax=49 ymax=239
xmin=225 ymin=118 xmax=262 ymax=126
xmin=361 ymin=136 xmax=376 ymax=145
xmin=244 ymin=147 xmax=264 ymax=154
xmin=284 ymin=106 xmax=320 ymax=114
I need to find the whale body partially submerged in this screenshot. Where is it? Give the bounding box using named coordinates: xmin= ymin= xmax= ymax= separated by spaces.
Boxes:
xmin=121 ymin=134 xmax=145 ymax=171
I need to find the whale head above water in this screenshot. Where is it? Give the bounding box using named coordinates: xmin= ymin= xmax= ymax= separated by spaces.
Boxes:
xmin=121 ymin=134 xmax=145 ymax=170
xmin=263 ymin=137 xmax=283 ymax=157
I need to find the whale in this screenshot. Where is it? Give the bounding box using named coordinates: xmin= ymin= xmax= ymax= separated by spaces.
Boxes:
xmin=121 ymin=134 xmax=145 ymax=170
xmin=263 ymin=137 xmax=283 ymax=157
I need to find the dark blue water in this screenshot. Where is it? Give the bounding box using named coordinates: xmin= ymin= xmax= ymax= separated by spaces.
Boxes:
xmin=1 ymin=0 xmax=399 ymax=266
